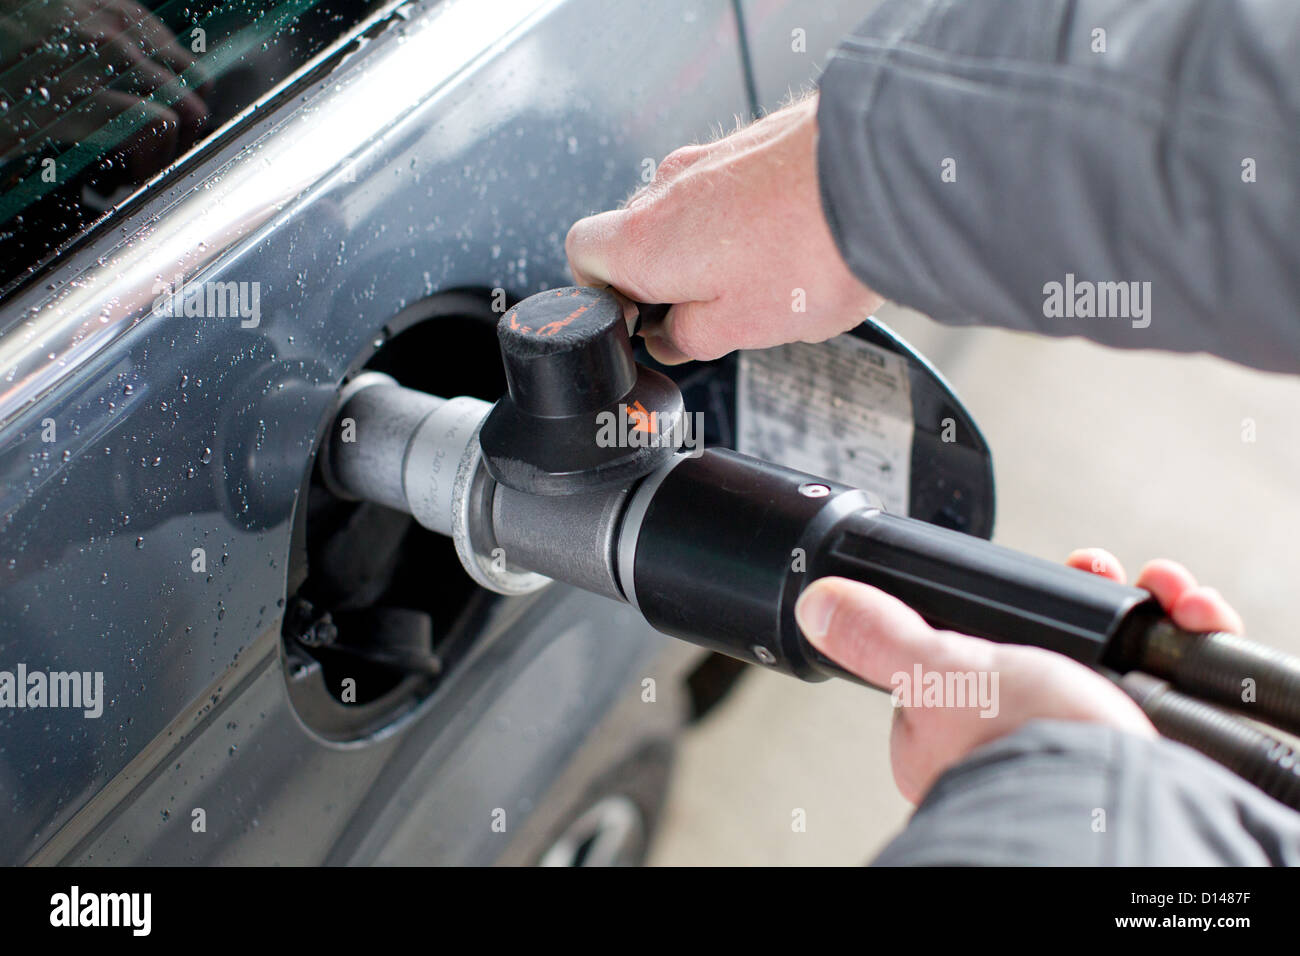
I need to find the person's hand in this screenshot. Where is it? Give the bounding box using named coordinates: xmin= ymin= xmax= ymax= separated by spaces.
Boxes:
xmin=794 ymin=548 xmax=1245 ymax=804
xmin=565 ymin=94 xmax=883 ymax=365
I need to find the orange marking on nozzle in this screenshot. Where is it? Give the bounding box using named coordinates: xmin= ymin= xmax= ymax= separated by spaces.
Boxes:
xmin=627 ymin=400 xmax=657 ymax=434
xmin=535 ymin=304 xmax=588 ymax=336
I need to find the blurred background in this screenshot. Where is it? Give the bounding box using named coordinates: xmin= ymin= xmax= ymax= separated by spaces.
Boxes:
xmin=650 ymin=302 xmax=1300 ymax=865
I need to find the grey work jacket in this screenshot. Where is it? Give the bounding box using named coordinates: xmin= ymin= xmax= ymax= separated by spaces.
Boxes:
xmin=815 ymin=0 xmax=1300 ymax=864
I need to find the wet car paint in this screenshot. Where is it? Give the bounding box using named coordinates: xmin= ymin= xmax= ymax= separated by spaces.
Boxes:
xmin=0 ymin=0 xmax=861 ymax=864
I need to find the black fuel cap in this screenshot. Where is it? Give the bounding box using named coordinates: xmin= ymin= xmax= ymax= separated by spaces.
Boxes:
xmin=479 ymin=287 xmax=685 ymax=495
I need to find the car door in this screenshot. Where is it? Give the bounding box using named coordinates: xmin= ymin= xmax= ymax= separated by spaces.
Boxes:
xmin=1 ymin=0 xmax=755 ymax=865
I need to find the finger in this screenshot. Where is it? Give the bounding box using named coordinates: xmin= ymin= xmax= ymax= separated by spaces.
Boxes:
xmin=640 ymin=330 xmax=691 ymax=366
xmin=1171 ymin=586 xmax=1245 ymax=634
xmin=566 ymin=209 xmax=717 ymax=356
xmin=1065 ymin=547 xmax=1126 ymax=583
xmin=1133 ymin=558 xmax=1199 ymax=612
xmin=795 ymin=576 xmax=975 ymax=686
xmin=657 ymin=298 xmax=733 ymax=361
xmin=567 ymin=254 xmax=601 ymax=290
xmin=566 ymin=209 xmax=645 ymax=295
xmin=566 ymin=198 xmax=706 ymax=305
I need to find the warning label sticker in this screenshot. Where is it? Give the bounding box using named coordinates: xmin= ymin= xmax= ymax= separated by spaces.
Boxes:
xmin=736 ymin=333 xmax=913 ymax=515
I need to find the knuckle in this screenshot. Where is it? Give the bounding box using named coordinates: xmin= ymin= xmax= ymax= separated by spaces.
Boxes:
xmin=565 ymin=213 xmax=615 ymax=267
xmin=655 ymin=144 xmax=704 ymax=180
xmin=615 ymin=204 xmax=663 ymax=262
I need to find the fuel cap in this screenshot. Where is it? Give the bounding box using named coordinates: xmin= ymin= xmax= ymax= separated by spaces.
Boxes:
xmin=479 ymin=287 xmax=685 ymax=495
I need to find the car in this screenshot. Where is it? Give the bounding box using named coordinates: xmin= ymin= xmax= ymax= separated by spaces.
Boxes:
xmin=0 ymin=0 xmax=869 ymax=865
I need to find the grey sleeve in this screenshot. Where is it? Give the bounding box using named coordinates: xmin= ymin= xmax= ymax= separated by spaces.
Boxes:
xmin=816 ymin=0 xmax=1300 ymax=374
xmin=871 ymin=720 xmax=1300 ymax=865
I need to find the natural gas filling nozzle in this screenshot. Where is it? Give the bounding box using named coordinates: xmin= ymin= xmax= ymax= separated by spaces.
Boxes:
xmin=320 ymin=286 xmax=1300 ymax=809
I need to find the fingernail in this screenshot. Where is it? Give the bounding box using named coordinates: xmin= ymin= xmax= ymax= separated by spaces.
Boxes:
xmin=795 ymin=582 xmax=836 ymax=644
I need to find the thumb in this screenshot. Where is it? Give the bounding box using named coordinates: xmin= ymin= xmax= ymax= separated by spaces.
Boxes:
xmin=795 ymin=576 xmax=975 ymax=686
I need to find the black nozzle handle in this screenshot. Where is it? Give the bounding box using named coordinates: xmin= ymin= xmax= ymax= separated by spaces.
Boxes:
xmin=629 ymin=449 xmax=1159 ymax=681
xmin=628 ymin=449 xmax=1300 ymax=731
xmin=811 ymin=507 xmax=1162 ymax=669
xmin=623 ymin=449 xmax=1300 ymax=801
xmin=831 ymin=513 xmax=1300 ymax=736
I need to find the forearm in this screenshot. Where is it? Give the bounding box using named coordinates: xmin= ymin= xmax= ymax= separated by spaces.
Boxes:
xmin=817 ymin=0 xmax=1300 ymax=373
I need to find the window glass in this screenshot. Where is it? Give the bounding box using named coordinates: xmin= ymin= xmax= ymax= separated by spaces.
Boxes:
xmin=0 ymin=0 xmax=383 ymax=292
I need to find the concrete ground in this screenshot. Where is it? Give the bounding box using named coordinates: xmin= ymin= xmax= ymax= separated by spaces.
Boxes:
xmin=648 ymin=302 xmax=1300 ymax=865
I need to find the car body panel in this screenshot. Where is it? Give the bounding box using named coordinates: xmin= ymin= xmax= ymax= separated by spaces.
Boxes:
xmin=738 ymin=0 xmax=876 ymax=110
xmin=1 ymin=0 xmax=857 ymax=865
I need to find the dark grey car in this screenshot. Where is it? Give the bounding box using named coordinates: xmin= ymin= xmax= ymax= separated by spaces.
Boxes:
xmin=0 ymin=0 xmax=865 ymax=864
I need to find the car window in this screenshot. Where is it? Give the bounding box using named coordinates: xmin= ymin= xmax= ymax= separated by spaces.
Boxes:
xmin=0 ymin=0 xmax=389 ymax=294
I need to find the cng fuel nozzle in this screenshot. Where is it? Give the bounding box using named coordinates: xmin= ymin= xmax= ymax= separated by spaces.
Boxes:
xmin=320 ymin=286 xmax=1300 ymax=809
xmin=478 ymin=286 xmax=685 ymax=495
